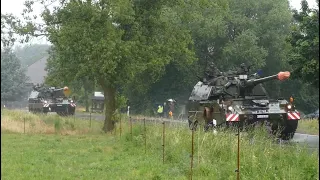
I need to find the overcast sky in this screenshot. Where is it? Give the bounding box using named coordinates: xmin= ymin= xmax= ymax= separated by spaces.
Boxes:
xmin=1 ymin=0 xmax=318 ymax=47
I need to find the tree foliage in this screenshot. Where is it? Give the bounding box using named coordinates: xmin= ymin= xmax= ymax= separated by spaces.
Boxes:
xmin=1 ymin=14 xmax=16 ymax=47
xmin=128 ymin=0 xmax=296 ymax=114
xmin=287 ymin=0 xmax=319 ymax=89
xmin=1 ymin=48 xmax=29 ymax=101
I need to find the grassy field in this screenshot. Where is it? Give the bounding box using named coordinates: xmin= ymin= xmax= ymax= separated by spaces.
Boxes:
xmin=296 ymin=119 xmax=319 ymax=135
xmin=1 ymin=110 xmax=319 ymax=180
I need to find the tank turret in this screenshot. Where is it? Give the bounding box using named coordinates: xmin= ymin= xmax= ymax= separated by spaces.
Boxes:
xmin=224 ymin=71 xmax=290 ymax=98
xmin=194 ymin=70 xmax=291 ymax=100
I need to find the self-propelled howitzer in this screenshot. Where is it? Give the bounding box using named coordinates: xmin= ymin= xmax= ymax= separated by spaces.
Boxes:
xmin=187 ymin=69 xmax=300 ymax=140
xmin=28 ymin=86 xmax=76 ymax=116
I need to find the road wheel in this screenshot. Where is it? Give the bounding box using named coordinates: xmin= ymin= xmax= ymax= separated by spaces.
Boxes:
xmin=204 ymin=121 xmax=216 ymax=132
xmin=67 ymin=111 xmax=75 ymax=116
xmin=280 ymin=120 xmax=298 ymax=140
xmin=188 ymin=119 xmax=198 ymax=130
xmin=265 ymin=119 xmax=298 ymax=140
xmin=57 ymin=112 xmax=66 ymax=116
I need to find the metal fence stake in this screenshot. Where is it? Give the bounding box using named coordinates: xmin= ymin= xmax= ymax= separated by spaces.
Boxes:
xmin=114 ymin=122 xmax=116 ymax=136
xmin=235 ymin=124 xmax=240 ymax=180
xmin=162 ymin=121 xmax=165 ymax=164
xmin=144 ymin=118 xmax=146 ymax=154
xmin=120 ymin=115 xmax=122 ymax=138
xmin=24 ymin=117 xmax=26 ymax=134
xmin=130 ymin=117 xmax=133 ymax=141
xmin=89 ymin=112 xmax=92 ymax=128
xmin=190 ymin=127 xmax=195 ymax=180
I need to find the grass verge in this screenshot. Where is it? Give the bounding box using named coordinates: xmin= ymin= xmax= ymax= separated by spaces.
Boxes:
xmin=1 ymin=110 xmax=319 ymax=180
xmin=1 ymin=109 xmax=104 ymax=135
xmin=296 ymin=119 xmax=319 ymax=135
xmin=76 ymin=111 xmax=320 ymax=135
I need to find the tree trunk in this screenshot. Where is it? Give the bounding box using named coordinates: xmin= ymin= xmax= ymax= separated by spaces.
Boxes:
xmin=102 ymin=86 xmax=116 ymax=132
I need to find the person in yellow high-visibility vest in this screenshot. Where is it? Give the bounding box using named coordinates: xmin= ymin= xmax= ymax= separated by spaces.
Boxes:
xmin=157 ymin=105 xmax=164 ymax=117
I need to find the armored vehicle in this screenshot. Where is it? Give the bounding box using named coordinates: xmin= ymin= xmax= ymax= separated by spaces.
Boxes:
xmin=28 ymin=85 xmax=76 ymax=116
xmin=187 ymin=63 xmax=300 ymax=140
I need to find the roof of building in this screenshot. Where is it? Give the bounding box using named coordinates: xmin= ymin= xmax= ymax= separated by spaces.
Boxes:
xmin=94 ymin=92 xmax=104 ymax=97
xmin=92 ymin=92 xmax=105 ymax=101
xmin=26 ymin=57 xmax=48 ymax=85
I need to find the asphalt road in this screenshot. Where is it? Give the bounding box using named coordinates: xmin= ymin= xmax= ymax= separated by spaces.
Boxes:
xmin=75 ymin=112 xmax=185 ymax=123
xmin=292 ymin=133 xmax=319 ymax=154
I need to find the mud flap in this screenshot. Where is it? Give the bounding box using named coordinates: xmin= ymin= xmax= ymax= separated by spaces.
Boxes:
xmin=280 ymin=120 xmax=298 ymax=140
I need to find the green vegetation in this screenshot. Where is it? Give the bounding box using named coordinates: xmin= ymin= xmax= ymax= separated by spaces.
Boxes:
xmin=297 ymin=119 xmax=319 ymax=135
xmin=1 ymin=109 xmax=103 ymax=134
xmin=285 ymin=0 xmax=319 ymax=113
xmin=1 ymin=0 xmax=319 ymax=130
xmin=1 ymin=110 xmax=318 ymax=179
xmin=1 ymin=48 xmax=29 ymax=101
xmin=287 ymin=0 xmax=319 ymax=89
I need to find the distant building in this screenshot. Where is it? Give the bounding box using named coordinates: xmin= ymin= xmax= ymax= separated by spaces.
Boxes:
xmin=91 ymin=92 xmax=105 ymax=112
xmin=26 ymin=57 xmax=48 ymax=85
xmin=24 ymin=57 xmax=48 ymax=99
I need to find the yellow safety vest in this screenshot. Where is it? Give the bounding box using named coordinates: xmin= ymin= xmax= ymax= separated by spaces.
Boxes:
xmin=157 ymin=106 xmax=163 ymax=113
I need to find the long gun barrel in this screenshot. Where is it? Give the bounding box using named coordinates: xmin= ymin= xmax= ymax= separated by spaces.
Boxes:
xmin=52 ymin=88 xmax=64 ymax=92
xmin=50 ymin=86 xmax=70 ymax=97
xmin=245 ymin=71 xmax=290 ymax=87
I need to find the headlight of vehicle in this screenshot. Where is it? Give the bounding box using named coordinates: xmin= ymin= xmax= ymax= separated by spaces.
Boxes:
xmin=287 ymin=104 xmax=292 ymax=109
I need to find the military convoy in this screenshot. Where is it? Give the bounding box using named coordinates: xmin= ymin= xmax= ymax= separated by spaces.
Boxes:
xmin=187 ymin=63 xmax=300 ymax=140
xmin=28 ymin=85 xmax=76 ymax=116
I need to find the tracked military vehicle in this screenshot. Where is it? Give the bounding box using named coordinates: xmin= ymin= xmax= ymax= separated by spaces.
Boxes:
xmin=187 ymin=63 xmax=300 ymax=140
xmin=28 ymin=85 xmax=76 ymax=116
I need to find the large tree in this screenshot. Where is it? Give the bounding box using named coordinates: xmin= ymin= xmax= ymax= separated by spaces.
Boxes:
xmin=3 ymin=0 xmax=196 ymax=132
